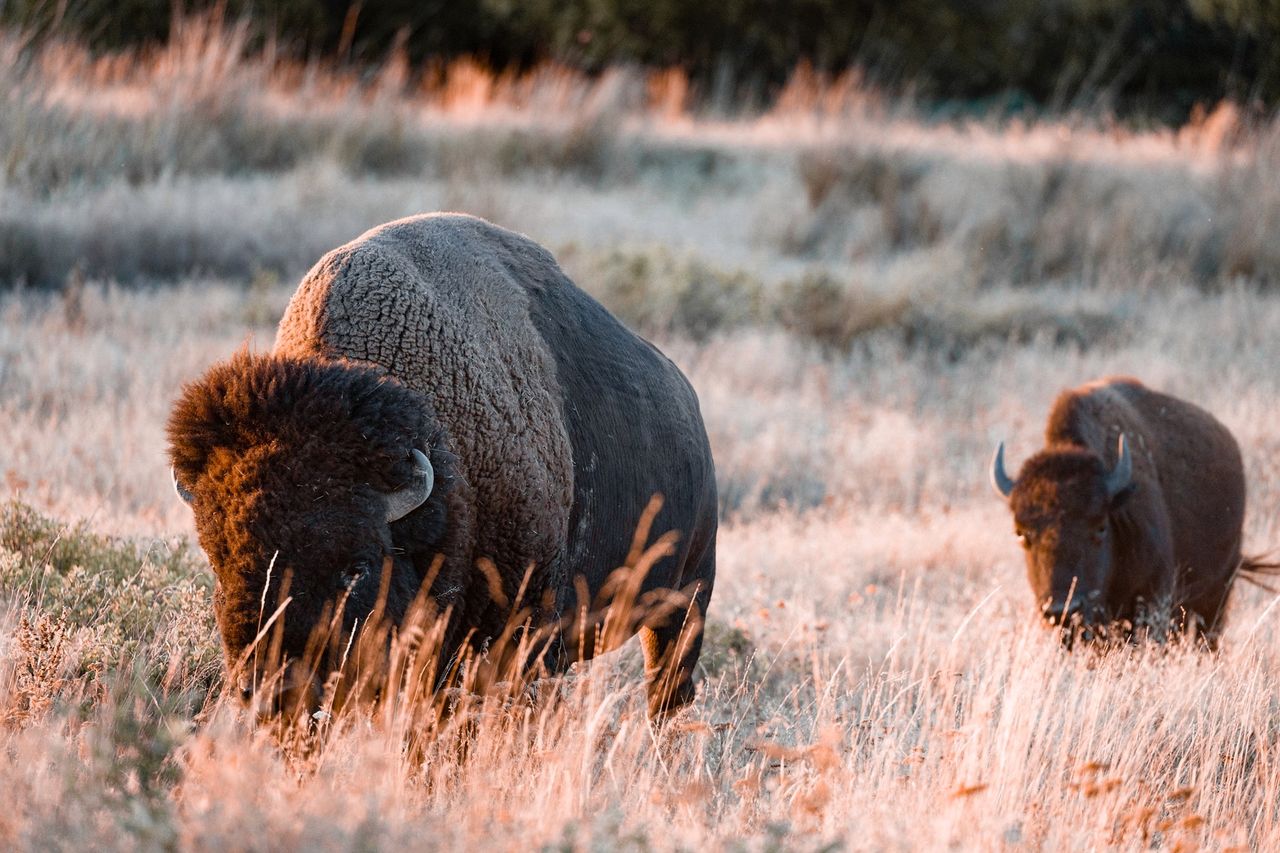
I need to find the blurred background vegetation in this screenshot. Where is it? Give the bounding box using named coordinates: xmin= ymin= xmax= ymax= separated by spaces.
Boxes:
xmin=2 ymin=0 xmax=1279 ymax=121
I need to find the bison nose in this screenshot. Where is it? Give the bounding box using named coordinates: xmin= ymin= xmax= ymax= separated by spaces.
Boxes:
xmin=263 ymin=662 xmax=321 ymax=720
xmin=238 ymin=663 xmax=321 ymax=719
xmin=278 ymin=664 xmax=321 ymax=717
xmin=1042 ymin=599 xmax=1085 ymax=625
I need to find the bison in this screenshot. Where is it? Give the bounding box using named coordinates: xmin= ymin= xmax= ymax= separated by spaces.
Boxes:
xmin=990 ymin=376 xmax=1273 ymax=644
xmin=168 ymin=213 xmax=718 ymax=721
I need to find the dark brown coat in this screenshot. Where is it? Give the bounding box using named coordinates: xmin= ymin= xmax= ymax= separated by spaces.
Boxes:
xmin=169 ymin=214 xmax=717 ymax=719
xmin=992 ymin=376 xmax=1264 ymax=642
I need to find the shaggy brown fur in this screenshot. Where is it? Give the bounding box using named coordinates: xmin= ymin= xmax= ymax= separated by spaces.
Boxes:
xmin=998 ymin=376 xmax=1265 ymax=644
xmin=170 ymin=213 xmax=717 ymax=719
xmin=168 ymin=352 xmax=472 ymax=711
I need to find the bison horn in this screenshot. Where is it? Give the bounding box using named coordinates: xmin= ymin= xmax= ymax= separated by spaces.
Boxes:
xmin=990 ymin=442 xmax=1015 ymax=498
xmin=385 ymin=448 xmax=434 ymax=522
xmin=1104 ymin=433 xmax=1132 ymax=498
xmin=172 ymin=467 xmax=195 ymax=505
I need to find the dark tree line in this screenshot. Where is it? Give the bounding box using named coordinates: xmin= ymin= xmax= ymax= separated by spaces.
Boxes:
xmin=4 ymin=0 xmax=1279 ymax=119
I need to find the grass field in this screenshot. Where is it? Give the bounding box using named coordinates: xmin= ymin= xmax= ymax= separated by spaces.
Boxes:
xmin=4 ymin=20 xmax=1280 ymax=850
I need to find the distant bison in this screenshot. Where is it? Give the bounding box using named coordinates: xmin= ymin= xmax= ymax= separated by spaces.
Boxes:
xmin=990 ymin=376 xmax=1272 ymax=644
xmin=168 ymin=213 xmax=717 ymax=720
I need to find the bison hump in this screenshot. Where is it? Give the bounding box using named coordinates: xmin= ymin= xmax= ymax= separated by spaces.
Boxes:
xmin=275 ymin=214 xmax=576 ymax=596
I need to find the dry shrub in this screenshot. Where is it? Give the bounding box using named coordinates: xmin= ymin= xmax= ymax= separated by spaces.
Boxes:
xmin=1216 ymin=126 xmax=1280 ymax=285
xmin=568 ymin=246 xmax=767 ymax=342
xmin=1178 ymin=100 xmax=1245 ymax=154
xmin=0 ymin=500 xmax=220 ymax=682
xmin=771 ymin=62 xmax=880 ymax=121
xmin=798 ymin=144 xmax=928 ymax=211
xmin=568 ymin=249 xmax=1120 ymax=357
xmin=774 ymin=270 xmax=1120 ymax=356
xmin=328 ymin=113 xmax=429 ymax=177
xmin=905 ymin=292 xmax=1123 ymax=357
xmin=463 ymin=71 xmax=638 ymax=181
xmin=0 ymin=23 xmax=653 ymax=203
xmin=2 ymin=614 xmax=72 ymax=729
xmin=783 ymin=138 xmax=1280 ymax=289
xmin=775 ymin=270 xmax=913 ymax=352
xmin=788 ymin=145 xmax=939 ymax=256
xmin=647 ymin=67 xmax=691 ymax=119
xmin=0 ymin=17 xmax=321 ymax=196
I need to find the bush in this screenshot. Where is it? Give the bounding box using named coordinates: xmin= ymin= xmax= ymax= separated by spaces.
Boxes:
xmin=568 ymin=247 xmax=1121 ymax=356
xmin=775 ymin=271 xmax=913 ymax=352
xmin=773 ymin=270 xmax=1122 ymax=357
xmin=0 ymin=500 xmax=220 ymax=683
xmin=568 ymin=246 xmax=768 ymax=342
xmin=782 ymin=140 xmax=1280 ymax=289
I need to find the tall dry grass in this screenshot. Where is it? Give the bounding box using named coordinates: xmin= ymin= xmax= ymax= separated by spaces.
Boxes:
xmin=5 ymin=505 xmax=1280 ymax=848
xmin=4 ymin=16 xmax=1280 ymax=851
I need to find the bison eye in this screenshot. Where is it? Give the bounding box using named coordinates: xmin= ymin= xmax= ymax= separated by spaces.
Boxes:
xmin=341 ymin=560 xmax=373 ymax=592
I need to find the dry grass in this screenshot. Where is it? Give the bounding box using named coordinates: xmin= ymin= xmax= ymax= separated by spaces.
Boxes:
xmin=4 ymin=18 xmax=1280 ymax=291
xmin=4 ymin=18 xmax=1280 ymax=851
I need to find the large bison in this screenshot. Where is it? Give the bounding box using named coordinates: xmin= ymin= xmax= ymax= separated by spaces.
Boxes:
xmin=168 ymin=213 xmax=717 ymax=720
xmin=990 ymin=376 xmax=1272 ymax=644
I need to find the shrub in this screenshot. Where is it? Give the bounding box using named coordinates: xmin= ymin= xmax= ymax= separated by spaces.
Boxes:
xmin=0 ymin=500 xmax=220 ymax=684
xmin=773 ymin=270 xmax=1122 ymax=356
xmin=568 ymin=246 xmax=768 ymax=342
xmin=774 ymin=271 xmax=913 ymax=352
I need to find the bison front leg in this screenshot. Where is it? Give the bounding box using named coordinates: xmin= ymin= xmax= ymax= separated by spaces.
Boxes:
xmin=638 ymin=549 xmax=714 ymax=721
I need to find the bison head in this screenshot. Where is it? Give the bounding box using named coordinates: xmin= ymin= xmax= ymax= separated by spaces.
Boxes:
xmin=991 ymin=435 xmax=1135 ymax=636
xmin=168 ymin=352 xmax=453 ymax=720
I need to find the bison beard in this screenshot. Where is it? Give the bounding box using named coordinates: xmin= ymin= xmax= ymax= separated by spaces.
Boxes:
xmin=167 ymin=214 xmax=718 ymax=725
